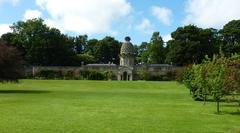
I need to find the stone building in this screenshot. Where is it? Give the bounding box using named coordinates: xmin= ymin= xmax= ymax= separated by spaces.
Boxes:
xmin=118 ymin=37 xmax=135 ymax=81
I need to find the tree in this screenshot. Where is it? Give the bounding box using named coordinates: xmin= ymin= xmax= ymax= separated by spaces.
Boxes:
xmin=136 ymin=42 xmax=149 ymax=64
xmin=95 ymin=36 xmax=121 ymax=64
xmin=182 ymin=54 xmax=240 ymax=114
xmin=73 ymin=35 xmax=88 ymax=54
xmin=206 ymin=56 xmax=226 ymax=114
xmin=220 ymin=20 xmax=240 ymax=56
xmin=85 ymin=39 xmax=99 ymax=57
xmin=166 ymin=25 xmax=218 ymax=66
xmin=1 ymin=18 xmax=77 ymax=66
xmin=0 ymin=41 xmax=24 ymax=82
xmin=148 ymin=32 xmax=165 ymax=64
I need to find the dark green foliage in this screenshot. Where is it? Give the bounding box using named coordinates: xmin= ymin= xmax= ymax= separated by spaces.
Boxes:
xmin=84 ymin=37 xmax=121 ymax=64
xmin=80 ymin=70 xmax=106 ymax=80
xmin=220 ymin=20 xmax=240 ymax=56
xmin=34 ymin=69 xmax=107 ymax=80
xmin=0 ymin=41 xmax=24 ymax=82
xmin=95 ymin=36 xmax=121 ymax=64
xmin=148 ymin=32 xmax=165 ymax=64
xmin=1 ymin=18 xmax=77 ymax=66
xmin=75 ymin=54 xmax=96 ymax=65
xmin=64 ymin=70 xmax=75 ymax=80
xmin=136 ymin=32 xmax=165 ymax=64
xmin=136 ymin=42 xmax=149 ymax=64
xmin=166 ymin=25 xmax=217 ymax=66
xmin=35 ymin=70 xmax=63 ymax=79
xmin=138 ymin=70 xmax=176 ymax=81
xmin=73 ymin=35 xmax=88 ymax=54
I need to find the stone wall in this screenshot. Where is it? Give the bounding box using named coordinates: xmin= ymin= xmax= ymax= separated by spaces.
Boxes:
xmin=24 ymin=64 xmax=180 ymax=80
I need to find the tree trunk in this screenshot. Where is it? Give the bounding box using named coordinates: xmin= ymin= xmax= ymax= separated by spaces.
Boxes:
xmin=217 ymin=100 xmax=220 ymax=114
xmin=203 ymin=95 xmax=206 ymax=105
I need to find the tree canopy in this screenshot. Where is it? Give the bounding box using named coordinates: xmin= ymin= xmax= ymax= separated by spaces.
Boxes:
xmin=165 ymin=25 xmax=218 ymax=66
xmin=1 ymin=18 xmax=240 ymax=67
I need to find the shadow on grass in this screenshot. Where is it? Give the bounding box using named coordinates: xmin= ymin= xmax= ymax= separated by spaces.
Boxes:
xmin=221 ymin=104 xmax=240 ymax=107
xmin=0 ymin=90 xmax=51 ymax=94
xmin=219 ymin=111 xmax=240 ymax=116
xmin=229 ymin=111 xmax=240 ymax=115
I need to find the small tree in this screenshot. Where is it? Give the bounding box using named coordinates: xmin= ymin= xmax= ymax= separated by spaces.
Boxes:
xmin=206 ymin=55 xmax=226 ymax=114
xmin=0 ymin=41 xmax=24 ymax=82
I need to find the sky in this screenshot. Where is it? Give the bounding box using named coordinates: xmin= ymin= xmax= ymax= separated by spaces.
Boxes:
xmin=0 ymin=0 xmax=240 ymax=44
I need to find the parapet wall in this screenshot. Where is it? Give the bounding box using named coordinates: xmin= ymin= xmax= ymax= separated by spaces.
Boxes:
xmin=24 ymin=64 xmax=181 ymax=80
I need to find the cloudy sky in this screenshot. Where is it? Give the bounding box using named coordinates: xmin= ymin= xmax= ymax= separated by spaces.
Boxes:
xmin=0 ymin=0 xmax=240 ymax=44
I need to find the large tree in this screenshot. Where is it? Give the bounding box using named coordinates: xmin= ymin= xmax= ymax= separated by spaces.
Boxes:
xmin=220 ymin=20 xmax=240 ymax=56
xmin=1 ymin=18 xmax=77 ymax=66
xmin=166 ymin=25 xmax=218 ymax=66
xmin=95 ymin=36 xmax=121 ymax=64
xmin=148 ymin=32 xmax=165 ymax=64
xmin=0 ymin=41 xmax=24 ymax=82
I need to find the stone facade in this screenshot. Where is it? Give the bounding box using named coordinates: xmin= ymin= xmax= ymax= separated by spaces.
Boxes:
xmin=118 ymin=37 xmax=135 ymax=81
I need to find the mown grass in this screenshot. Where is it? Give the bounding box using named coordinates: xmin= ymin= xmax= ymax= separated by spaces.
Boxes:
xmin=0 ymin=80 xmax=239 ymax=133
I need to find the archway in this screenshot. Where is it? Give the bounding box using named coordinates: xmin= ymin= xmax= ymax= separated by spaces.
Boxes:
xmin=123 ymin=71 xmax=128 ymax=81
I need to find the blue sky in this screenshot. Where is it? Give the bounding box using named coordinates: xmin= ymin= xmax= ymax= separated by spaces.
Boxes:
xmin=0 ymin=0 xmax=240 ymax=44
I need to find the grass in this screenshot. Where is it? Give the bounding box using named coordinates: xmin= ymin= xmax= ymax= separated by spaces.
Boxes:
xmin=0 ymin=80 xmax=239 ymax=133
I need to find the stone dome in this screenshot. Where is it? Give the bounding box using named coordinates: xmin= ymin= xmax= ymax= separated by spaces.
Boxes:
xmin=120 ymin=37 xmax=134 ymax=55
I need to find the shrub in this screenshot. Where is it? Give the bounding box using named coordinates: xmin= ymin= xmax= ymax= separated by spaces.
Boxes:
xmin=88 ymin=70 xmax=106 ymax=80
xmin=79 ymin=70 xmax=107 ymax=80
xmin=64 ymin=70 xmax=75 ymax=80
xmin=36 ymin=69 xmax=63 ymax=79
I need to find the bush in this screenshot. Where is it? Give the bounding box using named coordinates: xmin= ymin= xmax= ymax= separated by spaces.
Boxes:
xmin=88 ymin=70 xmax=106 ymax=80
xmin=143 ymin=72 xmax=176 ymax=81
xmin=36 ymin=69 xmax=63 ymax=79
xmin=64 ymin=70 xmax=75 ymax=80
xmin=80 ymin=70 xmax=107 ymax=80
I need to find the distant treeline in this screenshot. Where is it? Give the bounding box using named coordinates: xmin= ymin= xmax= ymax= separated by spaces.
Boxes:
xmin=0 ymin=18 xmax=240 ymax=67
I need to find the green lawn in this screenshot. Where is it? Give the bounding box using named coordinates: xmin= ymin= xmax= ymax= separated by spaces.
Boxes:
xmin=0 ymin=80 xmax=239 ymax=133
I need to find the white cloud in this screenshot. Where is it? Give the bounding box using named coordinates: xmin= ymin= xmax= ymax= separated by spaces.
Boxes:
xmin=0 ymin=24 xmax=12 ymax=37
xmin=184 ymin=0 xmax=240 ymax=28
xmin=162 ymin=34 xmax=172 ymax=42
xmin=24 ymin=9 xmax=42 ymax=20
xmin=0 ymin=0 xmax=19 ymax=6
xmin=152 ymin=6 xmax=172 ymax=26
xmin=35 ymin=0 xmax=132 ymax=35
xmin=135 ymin=18 xmax=153 ymax=34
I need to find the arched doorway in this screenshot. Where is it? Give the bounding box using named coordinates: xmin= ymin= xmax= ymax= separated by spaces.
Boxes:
xmin=123 ymin=71 xmax=128 ymax=80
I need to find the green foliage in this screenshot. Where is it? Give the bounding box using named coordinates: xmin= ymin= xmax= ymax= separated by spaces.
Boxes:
xmin=1 ymin=18 xmax=77 ymax=66
xmin=35 ymin=69 xmax=107 ymax=80
xmin=75 ymin=54 xmax=96 ymax=65
xmin=137 ymin=68 xmax=176 ymax=81
xmin=35 ymin=69 xmax=63 ymax=79
xmin=220 ymin=20 xmax=240 ymax=56
xmin=148 ymin=32 xmax=165 ymax=64
xmin=96 ymin=36 xmax=121 ymax=64
xmin=182 ymin=54 xmax=240 ymax=113
xmin=166 ymin=25 xmax=217 ymax=66
xmin=80 ymin=70 xmax=107 ymax=80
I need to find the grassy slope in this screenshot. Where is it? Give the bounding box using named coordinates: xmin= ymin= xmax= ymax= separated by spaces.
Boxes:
xmin=0 ymin=80 xmax=239 ymax=133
